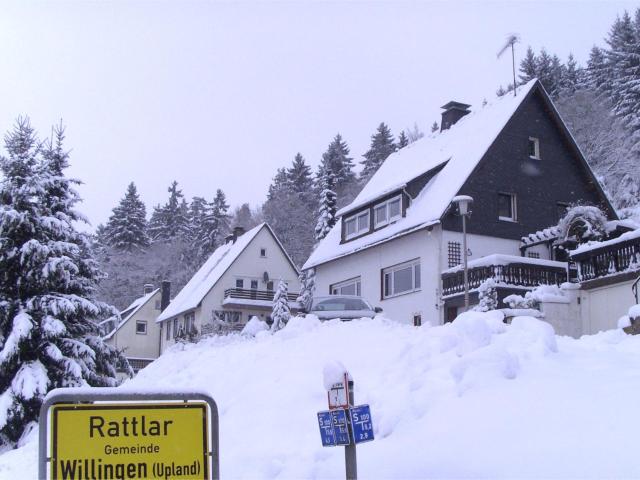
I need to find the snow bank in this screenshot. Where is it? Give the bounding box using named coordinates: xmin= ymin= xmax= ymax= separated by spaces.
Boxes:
xmin=4 ymin=312 xmax=640 ymax=479
xmin=241 ymin=316 xmax=268 ymax=336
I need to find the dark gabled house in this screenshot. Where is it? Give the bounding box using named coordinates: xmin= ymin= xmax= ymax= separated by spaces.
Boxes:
xmin=303 ymin=79 xmax=616 ymax=325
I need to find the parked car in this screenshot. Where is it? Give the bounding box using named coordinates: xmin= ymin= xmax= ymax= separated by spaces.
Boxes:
xmin=303 ymin=295 xmax=382 ymax=321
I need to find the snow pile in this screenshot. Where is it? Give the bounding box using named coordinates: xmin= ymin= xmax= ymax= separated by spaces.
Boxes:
xmin=4 ymin=313 xmax=640 ymax=478
xmin=240 ymin=316 xmax=269 ymax=336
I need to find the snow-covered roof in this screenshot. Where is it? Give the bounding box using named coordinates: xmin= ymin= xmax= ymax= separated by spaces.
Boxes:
xmin=521 ymin=227 xmax=560 ymax=247
xmin=304 ymin=79 xmax=540 ymax=269
xmin=157 ymin=223 xmax=295 ymax=323
xmin=103 ymin=288 xmax=160 ymax=340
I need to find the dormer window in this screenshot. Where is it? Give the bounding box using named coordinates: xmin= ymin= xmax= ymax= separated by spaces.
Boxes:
xmin=528 ymin=137 xmax=540 ymax=159
xmin=345 ymin=210 xmax=370 ymax=240
xmin=374 ymin=195 xmax=402 ymax=228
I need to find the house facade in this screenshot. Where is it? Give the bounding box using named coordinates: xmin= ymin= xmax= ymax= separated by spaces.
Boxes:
xmin=304 ymin=79 xmax=617 ymax=325
xmin=157 ymin=223 xmax=300 ymax=353
xmin=101 ymin=282 xmax=170 ymax=372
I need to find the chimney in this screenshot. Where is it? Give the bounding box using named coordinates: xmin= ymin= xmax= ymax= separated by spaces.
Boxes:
xmin=160 ymin=281 xmax=171 ymax=312
xmin=440 ymin=101 xmax=471 ymax=131
xmin=226 ymin=226 xmax=246 ymax=245
xmin=143 ymin=284 xmax=154 ymax=295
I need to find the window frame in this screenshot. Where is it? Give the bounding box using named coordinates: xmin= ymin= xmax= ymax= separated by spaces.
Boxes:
xmin=382 ymin=259 xmax=421 ymax=299
xmin=135 ymin=320 xmax=147 ymax=335
xmin=250 ymin=279 xmax=259 ymax=290
xmin=498 ymin=192 xmax=518 ymax=222
xmin=344 ymin=210 xmax=370 ymax=240
xmin=373 ymin=195 xmax=402 ymax=228
xmin=330 ymin=277 xmax=362 ymax=296
xmin=260 ymin=248 xmax=267 ymax=258
xmin=235 ymin=278 xmax=244 ymax=289
xmin=528 ymin=136 xmax=540 ymax=160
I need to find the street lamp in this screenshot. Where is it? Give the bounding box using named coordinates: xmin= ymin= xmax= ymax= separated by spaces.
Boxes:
xmin=452 ymin=195 xmax=473 ymax=310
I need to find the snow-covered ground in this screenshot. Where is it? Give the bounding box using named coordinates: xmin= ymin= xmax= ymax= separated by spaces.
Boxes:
xmin=3 ymin=312 xmax=640 ymax=479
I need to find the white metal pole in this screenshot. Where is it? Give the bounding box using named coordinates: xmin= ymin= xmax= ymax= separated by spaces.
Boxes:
xmin=463 ymin=214 xmax=469 ymax=309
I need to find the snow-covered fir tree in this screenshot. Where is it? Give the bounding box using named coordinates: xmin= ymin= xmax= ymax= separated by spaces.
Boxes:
xmin=519 ymin=46 xmax=538 ymax=83
xmin=317 ymin=134 xmax=357 ymax=202
xmin=195 ymin=189 xmax=229 ymax=264
xmin=296 ymin=269 xmax=315 ymax=312
xmin=148 ymin=181 xmax=190 ymax=242
xmin=473 ymin=278 xmax=498 ymax=312
xmin=430 ymin=122 xmax=439 ymax=134
xmin=104 ymin=182 xmax=150 ymax=251
xmin=314 ymin=171 xmax=337 ymax=242
xmin=360 ymin=122 xmax=396 ymax=182
xmin=271 ymin=280 xmax=290 ymax=332
xmin=397 ymin=130 xmax=409 ymax=149
xmin=287 ymin=153 xmax=314 ymax=198
xmin=0 ymin=119 xmax=127 ymax=448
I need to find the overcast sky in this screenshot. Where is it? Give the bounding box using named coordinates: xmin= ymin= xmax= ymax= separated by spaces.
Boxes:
xmin=0 ymin=0 xmax=637 ymax=230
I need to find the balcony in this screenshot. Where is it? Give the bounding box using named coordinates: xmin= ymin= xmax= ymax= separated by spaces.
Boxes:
xmin=571 ymin=230 xmax=640 ymax=282
xmin=223 ymin=288 xmax=299 ymax=309
xmin=441 ymin=254 xmax=569 ymax=297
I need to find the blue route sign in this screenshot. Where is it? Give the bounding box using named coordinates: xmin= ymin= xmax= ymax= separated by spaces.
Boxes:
xmin=331 ymin=409 xmax=351 ymax=446
xmin=349 ymin=404 xmax=374 ymax=444
xmin=317 ymin=410 xmax=336 ymax=447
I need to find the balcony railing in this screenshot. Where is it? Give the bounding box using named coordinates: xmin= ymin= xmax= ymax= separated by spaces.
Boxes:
xmin=571 ymin=233 xmax=640 ymax=282
xmin=441 ymin=255 xmax=568 ymax=297
xmin=223 ymin=288 xmax=299 ymax=303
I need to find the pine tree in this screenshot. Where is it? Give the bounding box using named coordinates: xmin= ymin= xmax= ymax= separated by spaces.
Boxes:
xmin=271 ymin=280 xmax=290 ymax=332
xmin=430 ymin=122 xmax=439 ymax=133
xmin=397 ymin=131 xmax=409 ymax=149
xmin=586 ymin=46 xmax=609 ymax=91
xmin=286 ymin=153 xmax=315 ymax=206
xmin=104 ymin=183 xmax=149 ymax=251
xmin=267 ymin=168 xmax=289 ymax=201
xmin=148 ymin=181 xmax=190 ymax=242
xmin=317 ymin=134 xmax=356 ymax=195
xmin=360 ymin=123 xmax=396 ymax=182
xmin=0 ymin=119 xmax=126 ymax=448
xmin=195 ymin=189 xmax=229 ymax=262
xmin=519 ymin=46 xmax=538 ymax=84
xmin=296 ymin=269 xmax=315 ymax=312
xmin=561 ymin=53 xmax=580 ymax=95
xmin=536 ymin=48 xmax=554 ymax=92
xmin=315 ymin=171 xmax=337 ymax=242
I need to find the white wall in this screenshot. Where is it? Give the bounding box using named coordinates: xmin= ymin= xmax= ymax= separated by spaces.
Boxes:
xmin=579 ymin=279 xmax=637 ymax=334
xmin=440 ymin=230 xmax=522 ymax=269
xmin=106 ymin=290 xmax=162 ymax=359
xmin=160 ymin=226 xmax=300 ymax=352
xmin=314 ymin=228 xmax=441 ymax=325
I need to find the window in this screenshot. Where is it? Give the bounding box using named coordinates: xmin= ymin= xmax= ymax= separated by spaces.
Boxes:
xmin=330 ymin=277 xmax=362 ymax=296
xmin=172 ymin=319 xmax=177 ymax=338
xmin=250 ymin=279 xmax=259 ymax=290
xmin=528 ymin=137 xmax=540 ymax=159
xmin=135 ymin=320 xmax=147 ymax=335
xmin=266 ymin=281 xmax=274 ymax=291
xmin=448 ymin=241 xmax=461 ymax=268
xmin=344 ymin=210 xmax=370 ymax=240
xmin=413 ymin=314 xmax=422 ymax=327
xmin=184 ymin=312 xmax=195 ymax=333
xmin=165 ymin=322 xmax=170 ymax=340
xmin=527 ymin=252 xmax=540 ymax=259
xmin=498 ymin=193 xmax=517 ymax=222
xmin=373 ymin=195 xmax=402 ymax=228
xmin=382 ymin=259 xmax=421 ymax=298
xmin=155 ymin=299 xmax=161 ymax=310
xmin=236 ymin=279 xmax=244 ymax=288
xmin=260 ymin=248 xmax=267 ymax=257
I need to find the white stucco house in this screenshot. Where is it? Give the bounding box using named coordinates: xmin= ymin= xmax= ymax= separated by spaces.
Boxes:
xmin=157 ymin=223 xmax=300 ymax=353
xmin=303 ymin=79 xmax=617 ymax=326
xmin=101 ymin=283 xmax=169 ymax=372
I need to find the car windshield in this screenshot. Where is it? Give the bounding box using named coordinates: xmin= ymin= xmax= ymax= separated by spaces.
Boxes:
xmin=311 ymin=297 xmax=371 ymax=312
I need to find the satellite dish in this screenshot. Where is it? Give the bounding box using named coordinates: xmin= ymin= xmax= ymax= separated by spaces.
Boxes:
xmin=263 ymin=271 xmax=270 ymax=283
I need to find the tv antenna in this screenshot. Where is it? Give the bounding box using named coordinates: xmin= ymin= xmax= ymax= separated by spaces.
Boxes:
xmin=497 ymin=34 xmax=520 ymax=97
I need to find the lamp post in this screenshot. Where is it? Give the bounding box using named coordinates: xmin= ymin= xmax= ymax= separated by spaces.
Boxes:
xmin=452 ymin=195 xmax=473 ymax=310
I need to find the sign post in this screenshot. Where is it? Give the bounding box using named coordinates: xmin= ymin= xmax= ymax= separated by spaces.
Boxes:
xmin=344 ymin=379 xmax=357 ymax=480
xmin=317 ymin=368 xmax=375 ymax=480
xmin=38 ymin=388 xmax=219 ymax=480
